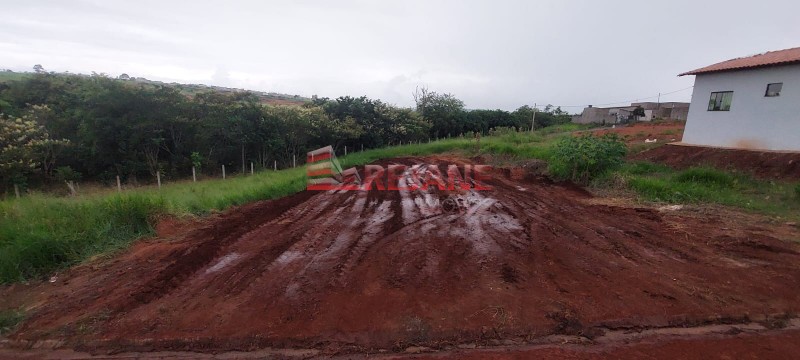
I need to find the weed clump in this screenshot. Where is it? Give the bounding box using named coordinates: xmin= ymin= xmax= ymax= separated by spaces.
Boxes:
xmin=549 ymin=134 xmax=627 ymax=184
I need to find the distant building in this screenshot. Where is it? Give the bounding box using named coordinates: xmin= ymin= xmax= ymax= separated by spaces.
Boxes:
xmin=680 ymin=47 xmax=800 ymax=151
xmin=571 ymin=102 xmax=689 ymax=124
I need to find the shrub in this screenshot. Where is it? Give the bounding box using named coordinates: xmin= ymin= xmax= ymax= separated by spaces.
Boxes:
xmin=795 ymin=183 xmax=800 ymax=200
xmin=548 ymin=134 xmax=627 ymax=184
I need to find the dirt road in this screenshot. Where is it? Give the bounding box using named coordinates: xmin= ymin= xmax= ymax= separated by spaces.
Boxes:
xmin=4 ymin=156 xmax=800 ymax=357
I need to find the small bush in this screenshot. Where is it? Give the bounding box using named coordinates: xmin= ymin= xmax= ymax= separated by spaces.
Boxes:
xmin=673 ymin=167 xmax=736 ymax=188
xmin=548 ymin=134 xmax=627 ymax=184
xmin=795 ymin=183 xmax=800 ymax=200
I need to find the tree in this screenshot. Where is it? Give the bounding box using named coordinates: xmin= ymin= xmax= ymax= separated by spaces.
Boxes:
xmin=33 ymin=64 xmax=45 ymax=74
xmin=25 ymin=105 xmax=70 ymax=178
xmin=118 ymin=73 xmax=131 ymax=81
xmin=0 ymin=106 xmax=67 ymax=191
xmin=512 ymin=105 xmax=571 ymax=130
xmin=413 ymin=89 xmax=465 ymax=138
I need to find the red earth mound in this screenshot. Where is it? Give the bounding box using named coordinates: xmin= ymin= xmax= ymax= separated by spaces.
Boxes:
xmin=632 ymin=143 xmax=800 ymax=180
xmin=4 ymin=156 xmax=800 ymax=357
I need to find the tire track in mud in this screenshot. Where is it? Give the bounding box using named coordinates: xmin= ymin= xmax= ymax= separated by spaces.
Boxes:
xmin=132 ymin=191 xmax=319 ymax=304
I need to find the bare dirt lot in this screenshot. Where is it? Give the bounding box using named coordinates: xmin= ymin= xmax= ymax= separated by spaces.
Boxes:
xmin=3 ymin=156 xmax=800 ymax=358
xmin=594 ymin=121 xmax=685 ymax=145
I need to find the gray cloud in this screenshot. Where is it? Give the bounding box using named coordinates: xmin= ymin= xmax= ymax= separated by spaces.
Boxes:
xmin=1 ymin=0 xmax=798 ymax=111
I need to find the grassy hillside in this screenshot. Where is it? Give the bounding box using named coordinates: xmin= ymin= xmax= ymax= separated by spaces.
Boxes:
xmin=0 ymin=70 xmax=309 ymax=106
xmin=0 ymin=71 xmax=30 ymax=83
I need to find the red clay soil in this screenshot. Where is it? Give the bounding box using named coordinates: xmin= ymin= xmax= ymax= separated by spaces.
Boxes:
xmin=632 ymin=143 xmax=800 ymax=180
xmin=4 ymin=156 xmax=800 ymax=357
xmin=390 ymin=329 xmax=800 ymax=360
xmin=593 ymin=121 xmax=684 ymax=145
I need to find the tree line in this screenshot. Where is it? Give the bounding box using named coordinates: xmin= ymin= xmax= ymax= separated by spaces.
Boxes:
xmin=0 ymin=70 xmax=571 ymax=193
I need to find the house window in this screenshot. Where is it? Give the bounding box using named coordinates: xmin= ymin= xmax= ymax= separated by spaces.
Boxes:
xmin=708 ymin=91 xmax=733 ymax=111
xmin=765 ymin=83 xmax=782 ymax=97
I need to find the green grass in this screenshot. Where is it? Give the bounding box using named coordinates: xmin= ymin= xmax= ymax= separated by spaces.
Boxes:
xmin=537 ymin=123 xmax=593 ymax=135
xmin=0 ymin=309 xmax=25 ymax=335
xmin=672 ymin=167 xmax=737 ymax=188
xmin=621 ymin=161 xmax=672 ymax=175
xmin=619 ymin=165 xmax=800 ymax=221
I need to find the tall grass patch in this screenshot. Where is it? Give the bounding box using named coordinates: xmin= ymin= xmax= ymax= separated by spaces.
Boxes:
xmin=549 ymin=134 xmax=627 ymax=184
xmin=673 ymin=167 xmax=736 ymax=188
xmin=622 ymin=164 xmax=800 ymax=220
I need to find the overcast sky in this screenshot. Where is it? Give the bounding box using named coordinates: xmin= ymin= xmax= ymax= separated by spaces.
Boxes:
xmin=1 ymin=0 xmax=798 ymax=111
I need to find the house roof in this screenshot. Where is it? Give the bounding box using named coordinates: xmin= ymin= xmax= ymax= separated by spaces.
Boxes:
xmin=679 ymin=47 xmax=800 ymax=76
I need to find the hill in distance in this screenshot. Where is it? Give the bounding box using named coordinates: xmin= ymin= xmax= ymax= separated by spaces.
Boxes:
xmin=0 ymin=69 xmax=311 ymax=107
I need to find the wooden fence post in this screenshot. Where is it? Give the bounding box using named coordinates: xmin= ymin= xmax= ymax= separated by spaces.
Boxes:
xmin=192 ymin=167 xmax=196 ymax=182
xmin=14 ymin=184 xmax=20 ymax=198
xmin=222 ymin=165 xmax=226 ymax=179
xmin=157 ymin=171 xmax=161 ymax=189
xmin=274 ymin=160 xmax=277 ymax=171
xmin=250 ymin=162 xmax=254 ymax=175
xmin=116 ymin=175 xmax=122 ymax=192
xmin=293 ymin=154 xmax=296 ymax=168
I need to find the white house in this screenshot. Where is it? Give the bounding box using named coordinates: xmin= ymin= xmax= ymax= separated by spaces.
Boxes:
xmin=680 ymin=47 xmax=800 ymax=151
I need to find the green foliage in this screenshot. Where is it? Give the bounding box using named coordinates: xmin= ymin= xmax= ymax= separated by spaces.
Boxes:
xmin=190 ymin=152 xmax=202 ymax=169
xmin=54 ymin=166 xmax=81 ymax=183
xmin=537 ymin=123 xmax=592 ymax=135
xmin=413 ymin=88 xmax=465 ymax=138
xmin=0 ymin=309 xmax=24 ymax=335
xmin=673 ymin=167 xmax=736 ymax=188
xmin=795 ymin=183 xmax=800 ymax=200
xmin=622 ymin=161 xmax=672 ymax=175
xmin=0 ymin=73 xmax=582 ymax=193
xmin=0 ymin=194 xmax=166 ymax=282
xmin=512 ymin=105 xmax=572 ymax=131
xmin=548 ymin=134 xmax=627 ymax=184
xmin=0 ymin=105 xmax=68 ymax=188
xmin=621 ymin=166 xmax=800 ymax=220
